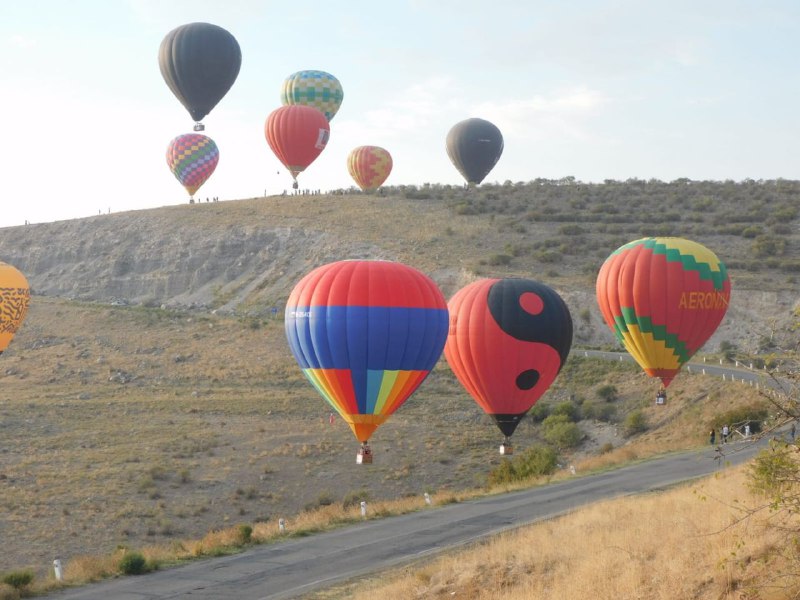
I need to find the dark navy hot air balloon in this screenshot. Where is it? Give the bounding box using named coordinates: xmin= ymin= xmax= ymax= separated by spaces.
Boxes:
xmin=285 ymin=260 xmax=449 ymax=461
xmin=444 ymin=278 xmax=573 ymax=453
xmin=446 ymin=118 xmax=504 ymax=185
xmin=158 ymin=22 xmax=242 ymax=130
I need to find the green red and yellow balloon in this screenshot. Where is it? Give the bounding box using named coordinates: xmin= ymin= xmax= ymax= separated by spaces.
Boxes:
xmin=595 ymin=237 xmax=731 ymax=388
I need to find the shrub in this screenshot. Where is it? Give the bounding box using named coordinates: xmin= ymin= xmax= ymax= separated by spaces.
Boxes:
xmin=342 ymin=489 xmax=371 ymax=509
xmin=1 ymin=571 xmax=32 ymax=589
xmin=487 ymin=253 xmax=513 ymax=266
xmin=551 ymin=401 xmax=579 ymax=421
xmin=623 ymin=410 xmax=647 ymax=436
xmin=558 ymin=224 xmax=586 ymax=235
xmin=712 ymin=403 xmax=769 ymax=433
xmin=528 ymin=403 xmax=550 ymax=423
xmin=535 ymin=250 xmax=562 ymax=263
xmin=582 ymin=402 xmax=617 ymax=422
xmin=541 ymin=414 xmax=583 ymax=449
xmin=752 ymin=234 xmax=786 ymax=258
xmin=596 ymin=384 xmax=618 ymax=402
xmin=237 ymin=524 xmax=253 ymax=545
xmin=598 ymin=442 xmax=614 ymax=455
xmin=487 ymin=445 xmax=558 ymax=486
xmin=118 ymin=551 xmax=148 ymax=575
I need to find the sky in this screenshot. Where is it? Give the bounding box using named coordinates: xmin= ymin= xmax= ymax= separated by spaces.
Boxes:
xmin=2 ymin=0 xmax=799 ymax=228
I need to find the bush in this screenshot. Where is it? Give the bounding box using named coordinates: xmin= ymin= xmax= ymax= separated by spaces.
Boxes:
xmin=237 ymin=524 xmax=253 ymax=545
xmin=596 ymin=384 xmax=618 ymax=402
xmin=582 ymin=402 xmax=617 ymax=422
xmin=551 ymin=401 xmax=579 ymax=421
xmin=487 ymin=445 xmax=558 ymax=486
xmin=528 ymin=403 xmax=550 ymax=423
xmin=598 ymin=442 xmax=615 ymax=455
xmin=342 ymin=489 xmax=371 ymax=509
xmin=712 ymin=403 xmax=769 ymax=433
xmin=118 ymin=551 xmax=148 ymax=575
xmin=1 ymin=571 xmax=32 ymax=589
xmin=623 ymin=410 xmax=647 ymax=436
xmin=541 ymin=414 xmax=583 ymax=449
xmin=487 ymin=253 xmax=513 ymax=266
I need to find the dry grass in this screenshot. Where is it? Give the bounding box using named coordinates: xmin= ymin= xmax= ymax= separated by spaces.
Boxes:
xmin=0 ymin=294 xmax=779 ymax=595
xmin=316 ymin=464 xmax=797 ymax=600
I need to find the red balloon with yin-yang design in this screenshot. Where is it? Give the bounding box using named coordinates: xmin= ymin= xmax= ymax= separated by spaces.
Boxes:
xmin=444 ymin=278 xmax=573 ymax=438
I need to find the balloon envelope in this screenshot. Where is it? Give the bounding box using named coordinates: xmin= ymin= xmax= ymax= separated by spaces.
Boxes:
xmin=347 ymin=146 xmax=393 ymax=191
xmin=166 ymin=133 xmax=219 ymax=197
xmin=265 ymin=105 xmax=330 ymax=181
xmin=158 ymin=22 xmax=242 ymax=123
xmin=285 ymin=260 xmax=449 ymax=443
xmin=444 ymin=278 xmax=573 ymax=438
xmin=0 ymin=262 xmax=30 ymax=354
xmin=446 ymin=118 xmax=504 ymax=185
xmin=595 ymin=237 xmax=731 ymax=388
xmin=280 ymin=70 xmax=344 ymax=121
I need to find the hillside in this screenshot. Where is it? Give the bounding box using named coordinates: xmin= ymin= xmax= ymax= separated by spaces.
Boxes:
xmin=0 ymin=178 xmax=798 ymax=579
xmin=2 ymin=178 xmax=799 ymax=352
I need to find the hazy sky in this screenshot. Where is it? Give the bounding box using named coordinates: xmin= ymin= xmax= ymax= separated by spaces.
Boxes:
xmin=2 ymin=1 xmax=798 ymax=227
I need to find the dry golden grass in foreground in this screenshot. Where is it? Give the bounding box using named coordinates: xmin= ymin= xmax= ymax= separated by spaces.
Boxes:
xmin=316 ymin=464 xmax=798 ymax=600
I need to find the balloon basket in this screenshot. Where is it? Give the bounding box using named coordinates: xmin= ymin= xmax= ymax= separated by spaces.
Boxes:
xmin=357 ymin=445 xmax=373 ymax=464
xmin=499 ymin=442 xmax=513 ymax=456
xmin=193 ymin=122 xmax=205 ymax=132
xmin=655 ymin=390 xmax=667 ymax=405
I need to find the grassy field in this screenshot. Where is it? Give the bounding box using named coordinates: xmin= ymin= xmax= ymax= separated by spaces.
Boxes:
xmin=0 ymin=293 xmax=775 ymax=591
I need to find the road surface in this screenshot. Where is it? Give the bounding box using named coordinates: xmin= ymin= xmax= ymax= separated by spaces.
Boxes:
xmin=47 ymin=437 xmax=772 ymax=600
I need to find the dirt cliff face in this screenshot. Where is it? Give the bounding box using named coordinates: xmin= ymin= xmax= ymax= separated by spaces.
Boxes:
xmin=0 ymin=207 xmax=381 ymax=313
xmin=0 ymin=193 xmax=796 ymax=354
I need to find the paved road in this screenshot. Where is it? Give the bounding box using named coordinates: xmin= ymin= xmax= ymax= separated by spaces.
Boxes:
xmin=47 ymin=437 xmax=771 ymax=600
xmin=579 ymin=350 xmax=792 ymax=392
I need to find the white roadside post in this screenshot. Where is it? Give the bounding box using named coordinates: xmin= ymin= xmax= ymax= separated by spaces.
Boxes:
xmin=53 ymin=559 xmax=63 ymax=581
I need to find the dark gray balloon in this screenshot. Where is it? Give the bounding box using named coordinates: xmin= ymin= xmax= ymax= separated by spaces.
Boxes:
xmin=158 ymin=22 xmax=242 ymax=123
xmin=446 ymin=118 xmax=504 ymax=185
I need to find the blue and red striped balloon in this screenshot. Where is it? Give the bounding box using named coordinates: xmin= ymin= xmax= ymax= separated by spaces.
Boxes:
xmin=285 ymin=260 xmax=449 ymax=443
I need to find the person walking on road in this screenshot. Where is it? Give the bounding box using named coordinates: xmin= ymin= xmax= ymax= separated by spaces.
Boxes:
xmin=709 ymin=429 xmax=716 ymax=445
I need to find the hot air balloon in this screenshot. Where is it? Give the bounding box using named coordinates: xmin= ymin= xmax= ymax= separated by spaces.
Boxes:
xmin=166 ymin=133 xmax=219 ymax=200
xmin=285 ymin=260 xmax=449 ymax=463
xmin=281 ymin=70 xmax=344 ymax=121
xmin=444 ymin=278 xmax=573 ymax=454
xmin=446 ymin=118 xmax=504 ymax=185
xmin=265 ymin=105 xmax=330 ymax=189
xmin=347 ymin=146 xmax=393 ymax=192
xmin=595 ymin=237 xmax=731 ymax=392
xmin=0 ymin=262 xmax=30 ymax=355
xmin=158 ymin=22 xmax=242 ymax=130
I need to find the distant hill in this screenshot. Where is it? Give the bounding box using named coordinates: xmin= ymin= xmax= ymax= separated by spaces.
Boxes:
xmin=2 ymin=178 xmax=798 ymax=353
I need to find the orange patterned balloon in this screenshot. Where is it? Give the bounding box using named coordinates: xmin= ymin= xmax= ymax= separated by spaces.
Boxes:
xmin=347 ymin=146 xmax=393 ymax=192
xmin=0 ymin=262 xmax=30 ymax=354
